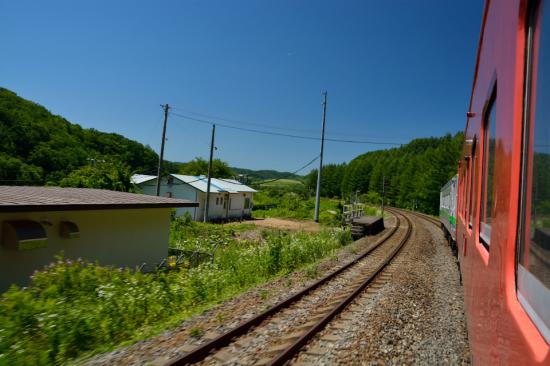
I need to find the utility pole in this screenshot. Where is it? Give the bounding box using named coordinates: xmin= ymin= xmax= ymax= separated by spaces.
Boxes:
xmin=156 ymin=104 xmax=170 ymax=196
xmin=314 ymin=91 xmax=328 ymax=223
xmin=204 ymin=124 xmax=216 ymax=222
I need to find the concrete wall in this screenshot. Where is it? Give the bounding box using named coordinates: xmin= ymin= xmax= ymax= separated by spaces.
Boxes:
xmin=0 ymin=208 xmax=171 ymax=291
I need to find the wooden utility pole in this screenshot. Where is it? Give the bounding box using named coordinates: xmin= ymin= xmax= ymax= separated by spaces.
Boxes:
xmin=204 ymin=124 xmax=216 ymax=222
xmin=156 ymin=104 xmax=170 ymax=196
xmin=314 ymin=91 xmax=327 ymax=223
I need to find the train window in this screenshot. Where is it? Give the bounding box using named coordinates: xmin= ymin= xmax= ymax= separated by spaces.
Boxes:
xmin=462 ymin=159 xmax=470 ymax=222
xmin=469 ymin=138 xmax=478 ymax=229
xmin=517 ymin=0 xmax=550 ymax=342
xmin=479 ymin=90 xmax=496 ymax=247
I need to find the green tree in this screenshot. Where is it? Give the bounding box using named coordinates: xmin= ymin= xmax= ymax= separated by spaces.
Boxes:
xmin=178 ymin=157 xmax=234 ymax=178
xmin=0 ymin=87 xmax=159 ymax=185
xmin=59 ymin=160 xmax=133 ymax=192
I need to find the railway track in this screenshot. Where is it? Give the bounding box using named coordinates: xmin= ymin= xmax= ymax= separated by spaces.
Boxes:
xmin=401 ymin=209 xmax=440 ymax=228
xmin=166 ymin=209 xmax=414 ymax=366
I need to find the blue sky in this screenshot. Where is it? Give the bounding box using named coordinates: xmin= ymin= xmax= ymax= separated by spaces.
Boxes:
xmin=0 ymin=0 xmax=482 ymax=172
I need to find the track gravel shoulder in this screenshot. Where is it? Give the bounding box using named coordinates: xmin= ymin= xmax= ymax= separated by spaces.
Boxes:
xmin=340 ymin=214 xmax=470 ymax=365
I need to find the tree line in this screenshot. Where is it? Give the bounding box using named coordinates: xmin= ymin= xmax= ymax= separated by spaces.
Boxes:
xmin=305 ymin=133 xmax=463 ymax=214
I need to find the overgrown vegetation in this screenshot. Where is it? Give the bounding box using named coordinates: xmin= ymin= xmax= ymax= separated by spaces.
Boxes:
xmin=251 ymin=184 xmax=379 ymax=226
xmin=0 ymin=220 xmax=352 ymax=365
xmin=251 ymin=186 xmax=342 ymax=225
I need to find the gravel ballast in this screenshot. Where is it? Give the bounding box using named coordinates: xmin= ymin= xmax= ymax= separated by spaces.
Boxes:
xmin=80 ymin=213 xmax=469 ymax=365
xmin=295 ymin=213 xmax=470 ymax=365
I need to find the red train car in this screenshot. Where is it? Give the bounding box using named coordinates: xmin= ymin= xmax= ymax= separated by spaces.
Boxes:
xmin=457 ymin=0 xmax=550 ymax=363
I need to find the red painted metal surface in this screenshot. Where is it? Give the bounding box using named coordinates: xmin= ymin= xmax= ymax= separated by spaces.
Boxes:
xmin=458 ymin=0 xmax=549 ymax=364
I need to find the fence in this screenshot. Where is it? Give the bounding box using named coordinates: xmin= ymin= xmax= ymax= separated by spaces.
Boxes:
xmin=342 ymin=203 xmax=365 ymax=225
xmin=138 ymin=244 xmax=222 ymax=273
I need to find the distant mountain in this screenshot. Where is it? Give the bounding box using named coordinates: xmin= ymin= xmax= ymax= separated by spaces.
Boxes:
xmin=230 ymin=167 xmax=304 ymax=183
xmin=0 ymin=87 xmax=159 ymax=185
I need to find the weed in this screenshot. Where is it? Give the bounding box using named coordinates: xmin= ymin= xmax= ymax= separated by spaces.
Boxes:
xmin=259 ymin=289 xmax=271 ymax=300
xmin=189 ymin=327 xmax=203 ymax=339
xmin=306 ymin=265 xmax=318 ymax=279
xmin=215 ymin=312 xmax=225 ymax=323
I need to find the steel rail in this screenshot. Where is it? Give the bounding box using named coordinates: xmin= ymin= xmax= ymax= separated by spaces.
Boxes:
xmin=267 ymin=209 xmax=413 ymax=366
xmin=167 ymin=212 xmax=403 ymax=366
xmin=400 ymin=209 xmax=440 ymax=228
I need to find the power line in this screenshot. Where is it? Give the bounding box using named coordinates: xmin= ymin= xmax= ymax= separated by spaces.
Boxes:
xmin=170 ymin=112 xmax=402 ymax=146
xmin=170 ymin=106 xmax=320 ymax=135
xmin=170 ymin=106 xmax=409 ymax=143
xmin=256 ymin=155 xmax=320 ymax=185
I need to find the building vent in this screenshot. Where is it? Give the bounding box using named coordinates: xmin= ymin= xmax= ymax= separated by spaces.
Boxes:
xmin=60 ymin=221 xmax=80 ymax=239
xmin=2 ymin=220 xmax=47 ymax=251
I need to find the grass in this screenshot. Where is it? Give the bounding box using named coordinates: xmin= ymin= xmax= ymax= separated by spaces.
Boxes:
xmin=0 ymin=219 xmax=352 ymax=365
xmin=256 ymin=179 xmax=304 ymax=188
xmin=252 ymin=193 xmax=343 ymax=226
xmin=253 ymin=192 xmax=381 ymax=227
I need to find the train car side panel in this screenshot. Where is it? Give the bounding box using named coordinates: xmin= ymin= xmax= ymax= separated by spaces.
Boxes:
xmin=458 ymin=0 xmax=549 ymax=363
xmin=440 ymin=175 xmax=458 ymax=242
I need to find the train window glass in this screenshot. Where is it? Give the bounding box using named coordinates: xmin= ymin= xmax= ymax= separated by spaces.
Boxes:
xmin=465 ymin=158 xmax=470 ymax=219
xmin=469 ymin=138 xmax=477 ymax=229
xmin=479 ymin=94 xmax=496 ymax=247
xmin=517 ymin=0 xmax=550 ymax=342
xmin=460 ymin=161 xmax=469 ymax=218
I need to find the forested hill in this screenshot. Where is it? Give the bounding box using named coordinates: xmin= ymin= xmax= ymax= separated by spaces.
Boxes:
xmin=230 ymin=167 xmax=303 ymax=183
xmin=306 ymin=133 xmax=463 ymax=214
xmin=0 ymin=87 xmax=159 ymax=186
xmin=0 ymin=87 xmax=304 ymax=188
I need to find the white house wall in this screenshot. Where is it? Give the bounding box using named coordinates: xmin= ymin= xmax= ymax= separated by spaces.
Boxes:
xmin=227 ymin=192 xmax=254 ymax=219
xmin=136 ymin=179 xmax=198 ymax=219
xmin=135 ymin=179 xmax=254 ymax=221
xmin=195 ymin=192 xmax=228 ymax=220
xmin=0 ymin=208 xmax=171 ymax=291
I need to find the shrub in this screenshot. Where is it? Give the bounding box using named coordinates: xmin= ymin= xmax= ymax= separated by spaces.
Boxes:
xmin=0 ymin=227 xmax=352 ymax=365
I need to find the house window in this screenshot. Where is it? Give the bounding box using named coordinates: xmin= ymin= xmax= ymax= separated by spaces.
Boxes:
xmin=517 ymin=0 xmax=550 ymax=343
xmin=479 ymin=88 xmax=496 ymax=247
xmin=216 ymin=197 xmax=219 ymax=205
xmin=244 ymin=197 xmax=250 ymax=209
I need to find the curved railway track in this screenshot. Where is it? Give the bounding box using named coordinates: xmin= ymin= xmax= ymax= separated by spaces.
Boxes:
xmin=400 ymin=209 xmax=440 ymax=228
xmin=167 ymin=209 xmax=414 ymax=366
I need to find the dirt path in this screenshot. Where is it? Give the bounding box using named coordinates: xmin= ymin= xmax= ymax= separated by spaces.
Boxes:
xmin=233 ymin=218 xmax=322 ymax=232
